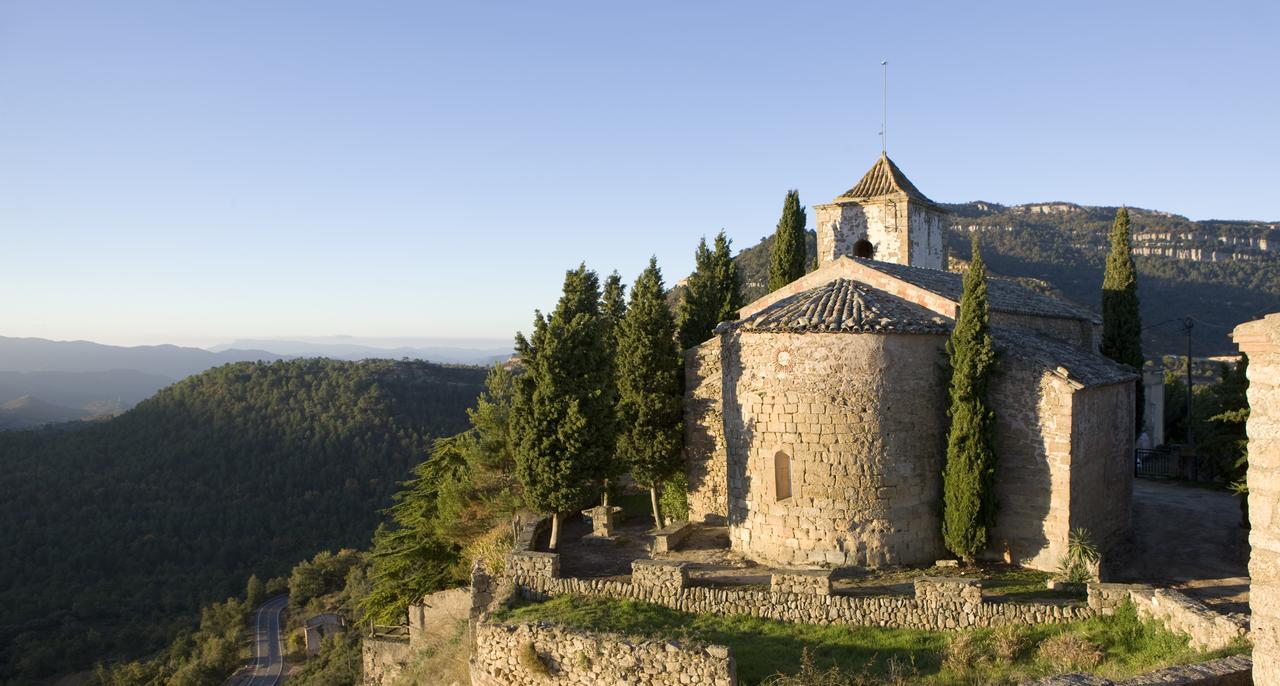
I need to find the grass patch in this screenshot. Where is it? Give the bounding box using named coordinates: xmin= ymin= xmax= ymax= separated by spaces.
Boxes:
xmin=494 ymin=595 xmax=1246 ymax=685
xmin=615 ymin=491 xmax=656 ymax=526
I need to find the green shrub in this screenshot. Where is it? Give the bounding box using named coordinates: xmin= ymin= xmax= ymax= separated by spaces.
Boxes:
xmin=1057 ymin=528 xmax=1100 ymax=583
xmin=659 ymin=472 xmax=690 ymax=523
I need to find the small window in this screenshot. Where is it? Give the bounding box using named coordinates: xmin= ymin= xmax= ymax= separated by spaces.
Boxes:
xmin=774 ymin=451 xmax=792 ymax=501
xmin=854 ymin=239 xmax=875 ymax=259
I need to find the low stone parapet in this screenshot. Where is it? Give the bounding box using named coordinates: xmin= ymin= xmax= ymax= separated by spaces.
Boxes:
xmin=513 ymin=516 xmax=550 ymax=552
xmin=509 ymin=551 xmax=559 ymax=581
xmin=915 ymin=576 xmax=983 ymax=607
xmin=1087 ymin=583 xmax=1246 ymax=651
xmin=513 ymin=571 xmax=1090 ymax=631
xmin=1086 ymin=582 xmax=1147 ymax=614
xmin=771 ymin=569 xmax=833 ymax=596
xmin=471 ymin=621 xmax=737 ymax=686
xmin=632 ymin=559 xmax=688 ymax=595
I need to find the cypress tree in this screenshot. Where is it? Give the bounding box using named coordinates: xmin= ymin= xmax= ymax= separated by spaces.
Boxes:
xmin=616 ymin=257 xmax=684 ymax=528
xmin=676 ymin=237 xmax=719 ymax=350
xmin=599 ymin=271 xmax=627 ymax=481
xmin=1100 ymin=207 xmax=1145 ymax=435
xmin=711 ymin=230 xmax=743 ymax=324
xmin=941 ymin=237 xmax=998 ymax=563
xmin=768 ymin=190 xmax=807 ymax=291
xmin=511 ymin=265 xmax=614 ymax=549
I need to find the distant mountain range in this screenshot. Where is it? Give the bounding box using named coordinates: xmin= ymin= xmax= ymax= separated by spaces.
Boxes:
xmin=0 ymin=336 xmax=511 ymax=428
xmin=727 ymin=202 xmax=1277 ymax=357
xmin=209 ymin=337 xmax=512 ymax=366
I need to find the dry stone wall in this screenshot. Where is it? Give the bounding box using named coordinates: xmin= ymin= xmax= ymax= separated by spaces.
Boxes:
xmin=1087 ymin=583 xmax=1246 ymax=651
xmin=721 ymin=330 xmax=949 ymax=567
xmin=1235 ymin=311 xmax=1280 ymax=685
xmin=471 ymin=621 xmax=737 ymax=686
xmin=508 ymin=552 xmax=1092 ymax=631
xmin=360 ymin=636 xmax=412 ymax=686
xmin=1023 ymin=655 xmax=1252 ymax=686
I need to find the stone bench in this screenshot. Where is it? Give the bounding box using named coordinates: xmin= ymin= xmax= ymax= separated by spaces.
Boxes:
xmin=652 ymin=520 xmax=694 ymax=554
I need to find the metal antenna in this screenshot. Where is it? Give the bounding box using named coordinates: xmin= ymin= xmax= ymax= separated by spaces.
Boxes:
xmin=880 ymin=60 xmax=888 ymax=155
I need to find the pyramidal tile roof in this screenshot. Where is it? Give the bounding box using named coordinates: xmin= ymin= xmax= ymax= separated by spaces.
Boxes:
xmin=836 ymin=153 xmax=937 ymax=205
xmin=738 ymin=278 xmax=951 ymax=334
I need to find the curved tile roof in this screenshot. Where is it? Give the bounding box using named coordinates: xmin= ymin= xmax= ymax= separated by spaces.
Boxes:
xmin=738 ymin=278 xmax=952 ymax=334
xmin=836 ymin=154 xmax=938 ymax=205
xmin=856 ymin=258 xmax=1101 ymax=323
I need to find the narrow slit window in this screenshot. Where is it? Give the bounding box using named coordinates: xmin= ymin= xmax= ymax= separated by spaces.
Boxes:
xmin=774 ymin=451 xmax=792 ymax=501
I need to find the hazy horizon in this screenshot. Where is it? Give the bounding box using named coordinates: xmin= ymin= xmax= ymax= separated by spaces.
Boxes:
xmin=3 ymin=1 xmax=1276 ymax=346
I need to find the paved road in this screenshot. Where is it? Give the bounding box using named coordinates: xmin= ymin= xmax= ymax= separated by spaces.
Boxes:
xmin=240 ymin=596 xmax=287 ymax=686
xmin=1116 ymin=480 xmax=1249 ymax=614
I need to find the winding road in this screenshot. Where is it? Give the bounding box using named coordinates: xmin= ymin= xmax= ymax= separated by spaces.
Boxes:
xmin=238 ymin=596 xmax=287 ymax=686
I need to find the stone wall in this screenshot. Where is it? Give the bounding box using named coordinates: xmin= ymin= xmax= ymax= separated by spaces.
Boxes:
xmin=771 ymin=569 xmax=833 ymax=596
xmin=1235 ymin=311 xmax=1280 ymax=685
xmin=1087 ymin=583 xmax=1247 ymax=651
xmin=685 ymin=338 xmax=728 ymax=523
xmin=1068 ymin=383 xmax=1135 ymax=560
xmin=986 ymin=356 xmax=1076 ymax=569
xmin=721 ymin=330 xmax=949 ymax=567
xmin=470 ymin=621 xmax=737 ymax=686
xmin=1024 ymin=655 xmax=1252 ymax=685
xmin=406 ymin=587 xmax=471 ymax=647
xmin=510 ymin=555 xmax=1092 ymax=631
xmin=360 ymin=635 xmax=412 ymax=686
xmin=683 ymin=318 xmax=1131 ymax=573
xmin=813 ymin=196 xmax=945 ymax=270
xmin=508 ymin=551 xmax=559 ymax=578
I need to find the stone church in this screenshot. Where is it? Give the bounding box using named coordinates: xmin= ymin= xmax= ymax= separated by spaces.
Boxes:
xmin=683 ymin=154 xmax=1136 ymax=572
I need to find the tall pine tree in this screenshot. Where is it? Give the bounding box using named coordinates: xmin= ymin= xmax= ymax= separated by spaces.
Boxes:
xmin=941 ymin=237 xmax=998 ymax=562
xmin=1100 ymin=207 xmax=1145 ymax=435
xmin=677 ymin=237 xmax=720 ymax=350
xmin=768 ymin=190 xmax=807 ymax=291
xmin=511 ymin=265 xmax=614 ymax=549
xmin=677 ymin=231 xmax=744 ymax=350
xmin=711 ymin=230 xmax=743 ymax=324
xmin=616 ymin=257 xmax=684 ymax=528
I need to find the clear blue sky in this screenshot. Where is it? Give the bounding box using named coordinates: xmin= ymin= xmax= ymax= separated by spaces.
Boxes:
xmin=2 ymin=1 xmax=1276 ymax=347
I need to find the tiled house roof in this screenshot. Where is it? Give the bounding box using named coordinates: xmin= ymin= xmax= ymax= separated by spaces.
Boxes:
xmin=993 ymin=327 xmax=1138 ymax=389
xmin=856 ymin=258 xmax=1101 ymax=323
xmin=836 ymin=154 xmax=938 ymax=205
xmin=737 ymin=278 xmax=951 ymax=334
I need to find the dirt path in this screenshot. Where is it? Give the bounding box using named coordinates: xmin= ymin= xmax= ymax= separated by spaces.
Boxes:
xmin=1116 ymin=480 xmax=1249 ymax=614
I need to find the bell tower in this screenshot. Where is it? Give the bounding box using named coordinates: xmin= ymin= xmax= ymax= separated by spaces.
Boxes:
xmin=813 ymin=154 xmax=947 ymax=269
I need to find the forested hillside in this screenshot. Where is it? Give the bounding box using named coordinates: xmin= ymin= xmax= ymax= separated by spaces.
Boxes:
xmin=0 ymin=359 xmax=486 ymax=683
xmin=725 ymin=203 xmax=1278 ymax=356
xmin=942 ymin=203 xmax=1279 ymax=356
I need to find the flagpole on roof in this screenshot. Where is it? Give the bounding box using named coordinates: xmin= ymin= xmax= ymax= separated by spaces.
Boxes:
xmin=881 ymin=60 xmax=888 ymax=156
